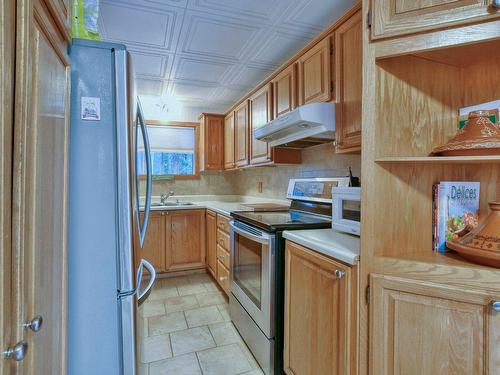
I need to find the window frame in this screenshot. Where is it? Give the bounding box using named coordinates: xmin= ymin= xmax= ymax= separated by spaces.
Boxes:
xmin=139 ymin=120 xmax=201 ymax=180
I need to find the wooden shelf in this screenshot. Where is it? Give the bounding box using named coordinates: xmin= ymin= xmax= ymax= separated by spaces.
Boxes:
xmin=375 ymin=156 xmax=500 ymax=164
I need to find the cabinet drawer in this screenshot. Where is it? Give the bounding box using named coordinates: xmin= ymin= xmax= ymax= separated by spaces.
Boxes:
xmin=217 ymin=229 xmax=230 ymax=251
xmin=217 ymin=214 xmax=231 ymax=234
xmin=217 ymin=244 xmax=230 ymax=269
xmin=216 ymin=260 xmax=230 ymax=295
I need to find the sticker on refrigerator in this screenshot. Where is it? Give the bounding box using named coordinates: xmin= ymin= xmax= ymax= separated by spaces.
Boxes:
xmin=81 ymin=97 xmax=101 ymax=121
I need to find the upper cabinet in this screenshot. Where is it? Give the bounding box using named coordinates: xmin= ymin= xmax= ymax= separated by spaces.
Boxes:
xmin=297 ymin=37 xmax=332 ymax=106
xmin=371 ymin=0 xmax=500 ymax=40
xmin=224 ymin=112 xmax=235 ymax=170
xmin=272 ymin=64 xmax=297 ymax=119
xmin=234 ymin=100 xmax=249 ymax=167
xmin=335 ymin=10 xmax=362 ymax=153
xmin=249 ymin=84 xmax=273 ymax=165
xmin=199 ymin=113 xmax=224 ymax=171
xmin=43 ymin=0 xmax=72 ymax=41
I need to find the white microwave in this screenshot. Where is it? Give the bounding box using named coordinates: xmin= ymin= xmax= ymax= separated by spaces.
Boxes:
xmin=332 ymin=187 xmax=361 ymax=236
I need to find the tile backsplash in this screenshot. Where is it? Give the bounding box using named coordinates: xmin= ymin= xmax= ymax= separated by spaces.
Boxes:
xmin=140 ymin=143 xmax=361 ymax=198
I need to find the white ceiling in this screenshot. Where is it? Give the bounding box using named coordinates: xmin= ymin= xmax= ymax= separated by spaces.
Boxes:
xmin=99 ymin=0 xmax=357 ymax=118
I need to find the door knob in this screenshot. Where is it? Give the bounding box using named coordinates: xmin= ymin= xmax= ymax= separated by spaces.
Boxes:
xmin=24 ymin=315 xmax=43 ymax=332
xmin=3 ymin=341 xmax=27 ymax=361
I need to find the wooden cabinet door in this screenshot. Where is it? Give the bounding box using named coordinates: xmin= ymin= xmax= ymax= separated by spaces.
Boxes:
xmin=249 ymin=83 xmax=272 ymax=165
xmin=202 ymin=114 xmax=224 ymax=170
xmin=297 ymin=37 xmax=332 ymax=106
xmin=370 ymin=274 xmax=500 ymax=375
xmin=335 ymin=11 xmax=362 ymax=153
xmin=272 ymin=64 xmax=297 ymax=118
xmin=234 ymin=100 xmax=249 ymax=167
xmin=224 ymin=112 xmax=235 ymax=169
xmin=44 ymin=0 xmax=71 ymax=41
xmin=11 ymin=1 xmax=70 ymax=373
xmin=372 ymin=0 xmax=499 ymax=40
xmin=135 ymin=211 xmax=166 ymax=273
xmin=166 ymin=209 xmax=206 ymax=272
xmin=206 ymin=210 xmax=217 ymax=277
xmin=284 ymin=241 xmax=352 ymax=375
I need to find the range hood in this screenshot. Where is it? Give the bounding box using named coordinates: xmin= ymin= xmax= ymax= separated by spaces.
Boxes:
xmin=254 ymin=102 xmax=335 ymax=148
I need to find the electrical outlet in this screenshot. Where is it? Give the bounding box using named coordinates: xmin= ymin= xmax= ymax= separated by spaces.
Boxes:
xmin=258 ymin=181 xmax=263 ymax=193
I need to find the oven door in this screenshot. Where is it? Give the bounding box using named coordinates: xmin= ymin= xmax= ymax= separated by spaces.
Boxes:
xmin=230 ymin=221 xmax=276 ymax=338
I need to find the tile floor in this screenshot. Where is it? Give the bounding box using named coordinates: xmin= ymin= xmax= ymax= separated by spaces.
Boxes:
xmin=138 ymin=272 xmax=264 ymax=375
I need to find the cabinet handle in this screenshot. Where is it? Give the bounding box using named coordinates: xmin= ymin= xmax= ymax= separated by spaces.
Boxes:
xmin=3 ymin=341 xmax=27 ymax=361
xmin=335 ymin=270 xmax=345 ymax=279
xmin=492 ymin=301 xmax=500 ymax=312
xmin=219 ymin=276 xmax=228 ymax=282
xmin=161 ymin=212 xmax=165 ymax=216
xmin=24 ymin=315 xmax=43 ymax=332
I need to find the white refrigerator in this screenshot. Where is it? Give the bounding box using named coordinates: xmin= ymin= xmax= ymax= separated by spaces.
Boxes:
xmin=68 ymin=39 xmax=155 ymax=375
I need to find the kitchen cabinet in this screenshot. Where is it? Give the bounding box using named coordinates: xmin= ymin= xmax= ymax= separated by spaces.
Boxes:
xmin=199 ymin=113 xmax=224 ymax=171
xmin=234 ymin=100 xmax=249 ymax=167
xmin=166 ymin=209 xmax=206 ymax=272
xmin=272 ymin=64 xmax=297 ymax=119
xmin=335 ymin=10 xmax=362 ymax=153
xmin=44 ymin=0 xmax=71 ymax=41
xmin=297 ymin=36 xmax=332 ymax=106
xmin=249 ymin=84 xmax=273 ymax=164
xmin=370 ymin=274 xmax=500 ymax=374
xmin=217 ymin=259 xmax=230 ymax=295
xmin=206 ymin=210 xmax=217 ymax=277
xmin=284 ymin=240 xmax=356 ymax=375
xmin=371 ymin=0 xmax=500 ymax=40
xmin=136 ymin=211 xmax=166 ymax=273
xmin=224 ymin=112 xmax=235 ymax=169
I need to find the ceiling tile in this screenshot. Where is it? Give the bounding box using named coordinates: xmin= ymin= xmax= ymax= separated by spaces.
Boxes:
xmin=248 ymin=30 xmax=311 ymax=67
xmin=170 ymin=81 xmax=218 ymax=100
xmin=228 ymin=64 xmax=274 ymax=88
xmin=100 ymin=1 xmax=182 ymax=51
xmin=172 ymin=56 xmax=233 ymax=84
xmin=130 ymin=50 xmax=170 ymax=78
xmin=136 ymin=78 xmax=164 ymax=96
xmin=179 ymin=12 xmax=260 ymax=60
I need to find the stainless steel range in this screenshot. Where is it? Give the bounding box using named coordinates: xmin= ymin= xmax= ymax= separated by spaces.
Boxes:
xmin=229 ymin=177 xmax=350 ymax=375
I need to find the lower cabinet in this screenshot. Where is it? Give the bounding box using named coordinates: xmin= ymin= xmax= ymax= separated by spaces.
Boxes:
xmin=166 ymin=209 xmax=206 ymax=272
xmin=370 ymin=274 xmax=500 ymax=375
xmin=135 ymin=211 xmax=166 ymax=273
xmin=206 ymin=212 xmax=232 ymax=296
xmin=216 ymin=259 xmax=230 ymax=295
xmin=134 ymin=209 xmax=206 ymax=274
xmin=284 ymin=240 xmax=357 ymax=375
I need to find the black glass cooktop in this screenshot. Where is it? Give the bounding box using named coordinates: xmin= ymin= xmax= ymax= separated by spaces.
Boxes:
xmin=231 ymin=210 xmax=331 ymax=232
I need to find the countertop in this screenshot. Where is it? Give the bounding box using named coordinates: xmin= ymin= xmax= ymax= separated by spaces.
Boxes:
xmin=283 ymin=228 xmax=360 ymax=266
xmin=145 ymin=195 xmax=290 ymax=217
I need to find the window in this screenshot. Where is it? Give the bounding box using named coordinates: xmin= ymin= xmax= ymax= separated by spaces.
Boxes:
xmin=137 ymin=123 xmax=199 ymax=178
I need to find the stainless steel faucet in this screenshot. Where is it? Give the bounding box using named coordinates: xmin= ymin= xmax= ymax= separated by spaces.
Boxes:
xmin=160 ymin=191 xmax=174 ymax=205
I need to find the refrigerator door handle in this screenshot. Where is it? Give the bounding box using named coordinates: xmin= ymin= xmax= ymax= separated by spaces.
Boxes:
xmin=136 ymin=259 xmax=156 ymax=306
xmin=136 ymin=100 xmax=152 ymax=247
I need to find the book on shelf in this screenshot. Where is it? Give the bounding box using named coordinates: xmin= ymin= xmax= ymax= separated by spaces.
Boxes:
xmin=432 ymin=181 xmax=480 ymax=253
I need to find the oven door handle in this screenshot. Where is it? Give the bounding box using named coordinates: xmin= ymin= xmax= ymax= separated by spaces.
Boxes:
xmin=230 ymin=221 xmax=272 ymax=245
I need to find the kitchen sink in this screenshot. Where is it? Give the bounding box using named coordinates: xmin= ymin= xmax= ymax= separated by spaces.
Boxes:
xmin=151 ymin=202 xmax=195 ymax=207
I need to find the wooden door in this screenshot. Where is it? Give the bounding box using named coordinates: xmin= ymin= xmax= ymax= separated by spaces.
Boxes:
xmin=206 ymin=210 xmax=217 ymax=277
xmin=166 ymin=209 xmax=206 ymax=272
xmin=202 ymin=114 xmax=224 ymax=170
xmin=370 ymin=274 xmax=500 ymax=375
xmin=335 ymin=11 xmax=362 ymax=153
xmin=11 ymin=0 xmax=71 ymax=373
xmin=284 ymin=241 xmax=352 ymax=375
xmin=224 ymin=112 xmax=235 ymax=169
xmin=234 ymin=100 xmax=249 ymax=168
xmin=0 ymin=0 xmax=15 ymax=373
xmin=249 ymin=84 xmax=272 ymax=165
xmin=272 ymin=64 xmax=297 ymax=118
xmin=135 ymin=211 xmax=166 ymax=273
xmin=297 ymin=37 xmax=332 ymax=105
xmin=371 ymin=0 xmax=498 ymax=40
